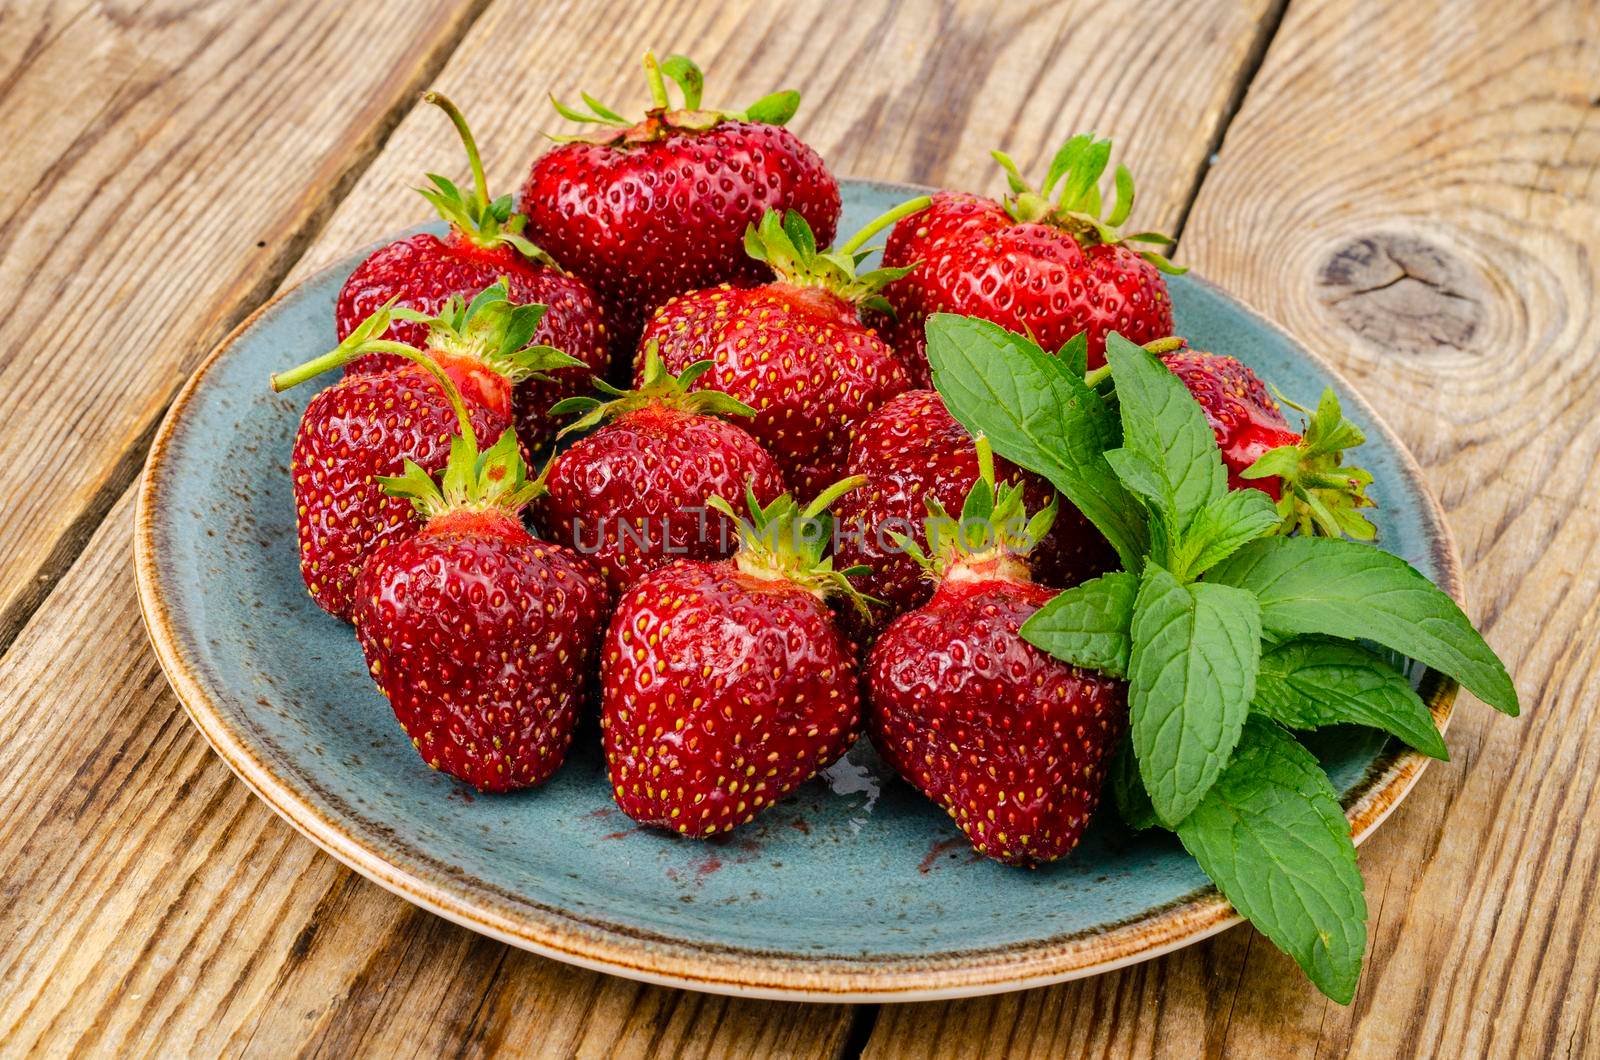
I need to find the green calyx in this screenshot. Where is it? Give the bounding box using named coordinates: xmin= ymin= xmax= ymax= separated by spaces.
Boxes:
xmin=1243 ymin=388 xmax=1378 ymax=541
xmin=374 ymin=354 xmax=546 ymax=520
xmin=378 ymin=426 xmax=548 ymax=521
xmin=548 ymin=51 xmax=802 ymax=145
xmin=395 ymin=281 xmax=583 ymax=383
xmin=549 ymin=341 xmax=754 ymax=436
xmin=276 ymin=325 xmax=544 ymax=520
xmin=743 ymin=198 xmax=930 ymax=312
xmin=268 ymin=283 xmax=583 ymax=393
xmin=417 ymin=93 xmax=559 ymax=267
xmin=707 ymin=478 xmax=877 ymax=615
xmin=892 ymin=436 xmax=1058 ymax=582
xmin=990 ymin=132 xmax=1185 ymax=275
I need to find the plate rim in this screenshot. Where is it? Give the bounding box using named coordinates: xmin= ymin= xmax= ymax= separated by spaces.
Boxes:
xmin=133 ymin=179 xmax=1461 ymax=1002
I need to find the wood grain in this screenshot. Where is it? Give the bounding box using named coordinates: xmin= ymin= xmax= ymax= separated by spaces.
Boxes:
xmin=0 ymin=0 xmax=487 ymax=647
xmin=864 ymin=0 xmax=1600 ymax=1056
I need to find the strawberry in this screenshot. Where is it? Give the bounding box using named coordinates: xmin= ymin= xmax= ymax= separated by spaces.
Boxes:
xmin=835 ymin=388 xmax=1114 ymax=632
xmin=639 ymin=204 xmax=925 ymax=495
xmin=354 ymin=417 xmax=607 ymax=792
xmin=272 ymin=287 xmax=581 ymax=619
xmin=601 ymin=480 xmax=868 ymax=837
xmin=878 ymin=134 xmax=1181 ymax=386
xmin=538 ymin=346 xmax=786 ymax=595
xmin=521 ymin=52 xmax=840 ymax=354
xmin=334 ymin=93 xmax=608 ymax=429
xmin=1156 ymin=345 xmax=1377 ymax=539
xmin=867 ymin=447 xmax=1127 ymax=866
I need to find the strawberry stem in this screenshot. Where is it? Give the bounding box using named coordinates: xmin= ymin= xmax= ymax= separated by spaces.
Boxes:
xmin=836 ymin=196 xmax=933 ymax=257
xmin=802 ymin=475 xmax=868 ymax=519
xmin=267 ymin=340 xmax=413 ymax=392
xmin=269 ymin=309 xmax=475 ymax=443
xmin=642 ymin=51 xmax=671 ymax=110
xmin=425 ymin=91 xmax=490 ymax=212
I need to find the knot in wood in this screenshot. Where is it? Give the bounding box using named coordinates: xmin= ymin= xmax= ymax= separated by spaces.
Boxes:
xmin=1317 ymin=233 xmax=1485 ymax=356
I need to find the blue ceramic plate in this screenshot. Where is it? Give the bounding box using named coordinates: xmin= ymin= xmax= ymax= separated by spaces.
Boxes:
xmin=135 ymin=180 xmax=1458 ymax=1001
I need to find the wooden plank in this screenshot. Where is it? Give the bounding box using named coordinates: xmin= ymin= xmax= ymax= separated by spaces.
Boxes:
xmin=0 ymin=0 xmax=1289 ymax=1053
xmin=867 ymin=1 xmax=1600 ymax=1056
xmin=0 ymin=0 xmax=486 ymax=647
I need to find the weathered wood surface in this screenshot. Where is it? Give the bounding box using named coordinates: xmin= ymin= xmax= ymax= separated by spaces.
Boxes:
xmin=0 ymin=0 xmax=487 ymax=648
xmin=2 ymin=0 xmax=1593 ymax=1054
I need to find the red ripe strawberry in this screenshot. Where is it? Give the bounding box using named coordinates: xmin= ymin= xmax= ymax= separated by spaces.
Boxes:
xmin=867 ymin=457 xmax=1127 ymax=866
xmin=601 ymin=481 xmax=868 ymax=837
xmin=538 ymin=347 xmax=785 ymax=595
xmin=1157 ymin=345 xmax=1376 ymax=539
xmin=878 ymin=134 xmax=1181 ymax=386
xmin=639 ymin=204 xmax=925 ymax=495
xmin=354 ymin=421 xmax=607 ymax=792
xmin=333 ymin=94 xmax=608 ymax=432
xmin=835 ymin=389 xmax=1113 ymax=631
xmin=521 ymin=52 xmax=840 ymax=354
xmin=272 ymin=288 xmax=581 ymax=619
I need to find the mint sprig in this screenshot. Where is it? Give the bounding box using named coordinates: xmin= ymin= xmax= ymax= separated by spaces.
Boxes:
xmin=925 ymin=315 xmax=1519 ymax=1002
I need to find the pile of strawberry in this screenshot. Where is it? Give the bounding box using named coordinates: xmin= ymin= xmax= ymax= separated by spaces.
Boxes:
xmin=270 ymin=55 xmax=1517 ymax=1003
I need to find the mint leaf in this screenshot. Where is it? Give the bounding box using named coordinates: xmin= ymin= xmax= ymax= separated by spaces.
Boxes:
xmin=1110 ymin=734 xmax=1160 ymax=831
xmin=1104 ymin=332 xmax=1226 ymax=551
xmin=1175 ymin=487 xmax=1280 ymax=580
xmin=1175 ymin=717 xmax=1367 ymax=1004
xmin=1020 ymin=571 xmax=1137 ymax=677
xmin=1207 ymin=536 xmax=1518 ymax=716
xmin=1129 ymin=564 xmax=1262 ymax=825
xmin=925 ymin=314 xmax=1148 ymax=568
xmin=1254 ymin=638 xmax=1448 ymax=760
xmin=1056 ymin=331 xmax=1089 ymax=377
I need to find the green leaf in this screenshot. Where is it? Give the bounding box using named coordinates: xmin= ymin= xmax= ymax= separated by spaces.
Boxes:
xmin=1174 ymin=487 xmax=1281 ymax=580
xmin=1104 ymin=332 xmax=1226 ymax=558
xmin=1056 ymin=331 xmax=1089 ymax=378
xmin=1057 ymin=136 xmax=1111 ymax=213
xmin=1041 ymin=134 xmax=1091 ymax=197
xmin=1129 ymin=564 xmax=1262 ymax=825
xmin=658 ymin=55 xmax=704 ymax=110
xmin=1106 ymin=164 xmax=1135 ymax=228
xmin=580 ymin=92 xmax=627 ymax=125
xmin=549 ymin=94 xmax=613 ymax=126
xmin=1110 ymin=734 xmax=1160 ymax=831
xmin=925 ymin=314 xmax=1149 ymax=569
xmin=743 ymin=90 xmax=800 ymax=125
xmin=1206 ymin=536 xmax=1518 ymax=716
xmin=1103 ymin=447 xmax=1173 ymax=564
xmin=1020 ymin=571 xmax=1138 ymax=677
xmin=1175 ymin=717 xmax=1367 ymax=1004
xmin=1254 ymin=638 xmax=1448 ymax=760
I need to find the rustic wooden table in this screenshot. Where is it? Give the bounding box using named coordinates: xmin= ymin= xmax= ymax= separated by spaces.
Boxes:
xmin=3 ymin=0 xmax=1595 ymax=1054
